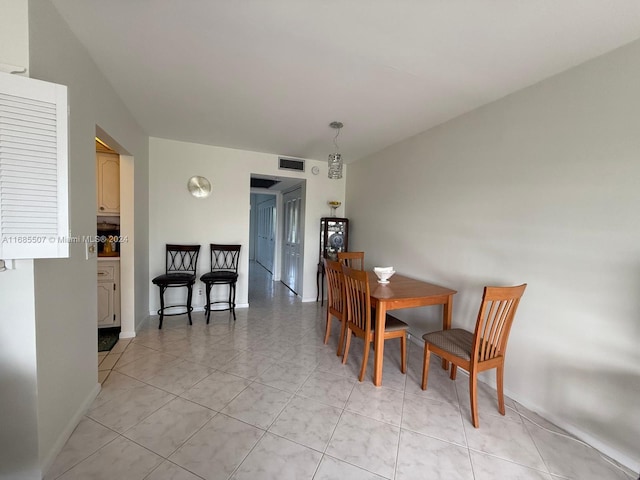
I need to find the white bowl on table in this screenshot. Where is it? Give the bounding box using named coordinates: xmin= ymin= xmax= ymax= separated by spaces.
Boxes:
xmin=374 ymin=267 xmax=395 ymax=284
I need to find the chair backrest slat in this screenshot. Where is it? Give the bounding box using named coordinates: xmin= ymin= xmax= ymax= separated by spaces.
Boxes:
xmin=166 ymin=244 xmax=200 ymax=274
xmin=485 ymin=300 xmax=503 ymax=358
xmin=473 ymin=284 xmax=526 ymax=363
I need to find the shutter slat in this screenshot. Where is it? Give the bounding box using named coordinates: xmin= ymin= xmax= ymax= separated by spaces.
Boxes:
xmin=0 ymin=111 xmax=57 ymax=127
xmin=0 ymin=92 xmax=57 ymax=111
xmin=0 ymin=120 xmax=57 ymax=135
xmin=1 ymin=160 xmax=57 ymax=171
xmin=0 ymin=133 xmax=58 ymax=148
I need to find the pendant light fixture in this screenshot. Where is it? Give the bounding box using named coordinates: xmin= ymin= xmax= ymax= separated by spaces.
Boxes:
xmin=328 ymin=121 xmax=344 ymax=179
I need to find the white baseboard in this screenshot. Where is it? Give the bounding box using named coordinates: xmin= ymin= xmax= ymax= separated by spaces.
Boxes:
xmin=119 ymin=330 xmax=136 ymax=339
xmin=407 ymin=335 xmax=638 ymax=473
xmin=497 ymin=381 xmax=638 ymax=473
xmin=137 ymin=315 xmax=150 ymax=330
xmin=40 ymin=382 xmax=101 ymax=477
xmin=519 ymin=400 xmax=639 ymax=474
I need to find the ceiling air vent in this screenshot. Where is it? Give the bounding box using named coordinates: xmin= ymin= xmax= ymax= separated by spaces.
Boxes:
xmin=251 ymin=178 xmax=280 ymax=189
xmin=279 ymin=157 xmax=305 ymax=172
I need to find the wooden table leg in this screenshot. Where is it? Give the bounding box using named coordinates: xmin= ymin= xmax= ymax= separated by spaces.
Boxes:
xmin=373 ymin=303 xmax=386 ymax=386
xmin=441 ymin=294 xmax=453 ymax=370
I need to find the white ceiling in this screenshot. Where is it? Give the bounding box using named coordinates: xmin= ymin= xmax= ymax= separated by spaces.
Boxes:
xmin=51 ymin=0 xmax=640 ymax=163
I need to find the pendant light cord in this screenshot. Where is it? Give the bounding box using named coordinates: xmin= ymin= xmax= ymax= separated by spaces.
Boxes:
xmin=333 ymin=127 xmax=341 ymax=153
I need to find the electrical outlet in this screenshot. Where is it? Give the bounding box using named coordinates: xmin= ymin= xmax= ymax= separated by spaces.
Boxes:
xmin=198 ymin=288 xmax=203 ymax=296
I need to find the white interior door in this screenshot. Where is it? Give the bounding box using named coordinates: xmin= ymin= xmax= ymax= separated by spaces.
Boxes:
xmin=281 ymin=186 xmax=302 ymax=294
xmin=256 ymin=196 xmax=276 ymax=272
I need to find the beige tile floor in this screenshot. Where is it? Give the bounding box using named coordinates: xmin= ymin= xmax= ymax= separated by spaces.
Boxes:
xmin=98 ymin=337 xmax=131 ymax=384
xmin=47 ymin=262 xmax=636 ymax=480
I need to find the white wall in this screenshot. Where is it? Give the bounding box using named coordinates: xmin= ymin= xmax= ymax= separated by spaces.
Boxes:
xmin=25 ymin=0 xmax=150 ymax=474
xmin=0 ymin=0 xmax=29 ymax=71
xmin=346 ymin=40 xmax=640 ymax=469
xmin=0 ymin=3 xmax=40 ymax=479
xmin=0 ymin=262 xmax=39 ymax=480
xmin=149 ymin=137 xmax=345 ymax=314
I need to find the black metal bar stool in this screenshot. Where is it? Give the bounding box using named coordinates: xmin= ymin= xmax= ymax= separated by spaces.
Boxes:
xmin=200 ymin=244 xmax=241 ymax=322
xmin=152 ymin=244 xmax=200 ymax=329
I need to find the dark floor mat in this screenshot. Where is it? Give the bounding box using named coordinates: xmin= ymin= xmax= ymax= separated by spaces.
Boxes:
xmin=98 ymin=328 xmax=120 ymax=352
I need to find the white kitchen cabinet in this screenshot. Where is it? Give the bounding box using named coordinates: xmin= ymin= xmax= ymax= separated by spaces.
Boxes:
xmin=96 ymin=152 xmax=120 ymax=215
xmin=98 ymin=259 xmax=120 ymax=327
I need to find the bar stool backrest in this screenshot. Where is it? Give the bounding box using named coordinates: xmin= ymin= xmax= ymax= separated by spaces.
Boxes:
xmin=166 ymin=244 xmax=200 ymax=274
xmin=210 ymin=244 xmax=241 ymax=273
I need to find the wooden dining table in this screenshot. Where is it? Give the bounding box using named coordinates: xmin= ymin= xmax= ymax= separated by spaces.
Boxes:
xmin=367 ymin=271 xmax=457 ymax=386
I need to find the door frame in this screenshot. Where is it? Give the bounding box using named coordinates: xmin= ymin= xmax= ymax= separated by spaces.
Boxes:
xmin=96 ymin=126 xmax=135 ymax=338
xmin=249 ymin=176 xmax=306 ymax=290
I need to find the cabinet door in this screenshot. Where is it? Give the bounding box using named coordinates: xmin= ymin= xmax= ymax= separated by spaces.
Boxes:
xmin=97 ymin=282 xmax=115 ymax=326
xmin=98 ymin=260 xmax=120 ymax=327
xmin=97 ymin=152 xmax=120 ymax=214
xmin=0 ymin=72 xmax=69 ymax=259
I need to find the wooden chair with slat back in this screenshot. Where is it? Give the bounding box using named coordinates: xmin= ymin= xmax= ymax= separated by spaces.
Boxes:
xmin=337 ymin=251 xmax=365 ymax=270
xmin=421 ymin=284 xmax=527 ymax=427
xmin=323 ymin=259 xmax=348 ymax=356
xmin=342 ymin=265 xmax=409 ymax=382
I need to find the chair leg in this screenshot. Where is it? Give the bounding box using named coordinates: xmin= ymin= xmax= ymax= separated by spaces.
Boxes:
xmin=496 ymin=364 xmax=505 ymax=416
xmin=225 ymin=282 xmax=237 ymax=320
xmin=342 ymin=327 xmax=352 ymax=365
xmin=450 ymin=364 xmax=457 ymax=380
xmin=230 ymin=282 xmax=237 ymax=321
xmin=470 ymin=370 xmax=479 ymax=428
xmin=359 ymin=340 xmax=370 ymax=382
xmin=204 ymin=283 xmax=211 ymax=325
xmin=337 ymin=318 xmax=347 ymax=356
xmin=421 ymin=346 xmax=430 ymax=390
xmin=158 ymin=285 xmax=167 ymax=329
xmin=324 ymin=310 xmax=332 ymax=345
xmin=400 ymin=333 xmax=407 ymax=374
xmin=186 ymin=284 xmax=194 ymax=325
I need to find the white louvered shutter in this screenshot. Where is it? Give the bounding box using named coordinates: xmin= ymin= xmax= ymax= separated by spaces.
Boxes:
xmin=0 ymin=72 xmax=69 ymax=259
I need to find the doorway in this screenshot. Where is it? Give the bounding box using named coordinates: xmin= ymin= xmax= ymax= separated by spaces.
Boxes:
xmin=95 ymin=127 xmax=135 ymax=338
xmin=249 ymin=174 xmax=305 ymax=299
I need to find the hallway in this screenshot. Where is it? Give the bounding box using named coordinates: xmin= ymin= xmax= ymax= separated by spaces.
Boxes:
xmin=248 ymin=260 xmax=297 ymax=308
